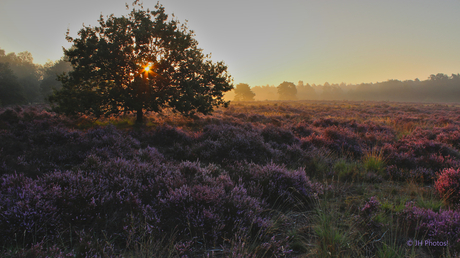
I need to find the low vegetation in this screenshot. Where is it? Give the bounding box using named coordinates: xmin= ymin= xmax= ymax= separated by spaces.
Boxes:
xmin=1 ymin=100 xmax=460 ymax=257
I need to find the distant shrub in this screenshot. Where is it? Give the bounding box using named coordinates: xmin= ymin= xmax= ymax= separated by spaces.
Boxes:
xmin=435 ymin=168 xmax=460 ymax=204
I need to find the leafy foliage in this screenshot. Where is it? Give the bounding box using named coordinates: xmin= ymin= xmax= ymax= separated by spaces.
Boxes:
xmin=233 ymin=83 xmax=255 ymax=101
xmin=49 ymin=2 xmax=232 ymax=123
xmin=0 ymin=62 xmax=26 ymax=106
xmin=0 ymin=49 xmax=42 ymax=104
xmin=277 ymin=81 xmax=297 ymax=100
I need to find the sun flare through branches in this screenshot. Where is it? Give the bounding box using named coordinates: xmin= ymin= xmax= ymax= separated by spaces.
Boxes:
xmin=143 ymin=64 xmax=151 ymax=73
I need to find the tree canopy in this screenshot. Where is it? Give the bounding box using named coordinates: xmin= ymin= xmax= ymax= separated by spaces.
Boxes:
xmin=0 ymin=49 xmax=41 ymax=104
xmin=40 ymin=59 xmax=73 ymax=98
xmin=277 ymin=81 xmax=297 ymax=100
xmin=0 ymin=62 xmax=26 ymax=106
xmin=49 ymin=1 xmax=233 ymax=123
xmin=233 ymin=83 xmax=255 ymax=101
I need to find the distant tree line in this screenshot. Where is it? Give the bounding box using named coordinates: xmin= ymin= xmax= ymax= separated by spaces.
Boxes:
xmin=0 ymin=48 xmax=72 ymax=107
xmin=2 ymin=46 xmax=460 ymax=106
xmin=230 ymin=74 xmax=460 ymax=103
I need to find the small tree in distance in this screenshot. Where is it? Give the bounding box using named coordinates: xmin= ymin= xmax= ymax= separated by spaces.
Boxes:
xmin=233 ymin=83 xmax=255 ymax=101
xmin=277 ymin=81 xmax=297 ymax=100
xmin=50 ymin=1 xmax=233 ymax=123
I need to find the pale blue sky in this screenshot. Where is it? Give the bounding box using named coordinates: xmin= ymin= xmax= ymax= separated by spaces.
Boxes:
xmin=1 ymin=0 xmax=460 ymax=86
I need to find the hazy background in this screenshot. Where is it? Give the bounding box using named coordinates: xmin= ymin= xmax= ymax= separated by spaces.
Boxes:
xmin=1 ymin=0 xmax=460 ymax=86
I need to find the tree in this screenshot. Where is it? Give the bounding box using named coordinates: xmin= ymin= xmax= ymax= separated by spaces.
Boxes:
xmin=0 ymin=62 xmax=26 ymax=106
xmin=49 ymin=1 xmax=233 ymax=123
xmin=277 ymin=81 xmax=297 ymax=100
xmin=252 ymin=84 xmax=277 ymax=100
xmin=297 ymin=81 xmax=316 ymax=100
xmin=0 ymin=49 xmax=42 ymax=103
xmin=233 ymin=83 xmax=255 ymax=101
xmin=40 ymin=58 xmax=73 ymax=98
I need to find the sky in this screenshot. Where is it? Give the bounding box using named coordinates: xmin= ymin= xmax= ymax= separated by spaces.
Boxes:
xmin=1 ymin=0 xmax=460 ymax=86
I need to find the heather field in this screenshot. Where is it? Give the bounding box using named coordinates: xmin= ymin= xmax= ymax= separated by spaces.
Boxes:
xmin=1 ymin=101 xmax=460 ymax=257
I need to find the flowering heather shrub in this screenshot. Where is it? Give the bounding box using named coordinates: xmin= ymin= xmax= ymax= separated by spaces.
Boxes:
xmin=360 ymin=123 xmax=396 ymax=147
xmin=382 ymin=138 xmax=459 ymax=173
xmin=158 ymin=184 xmax=225 ymax=239
xmin=409 ymin=167 xmax=435 ymax=184
xmin=359 ymin=196 xmax=383 ymax=230
xmin=194 ymin=124 xmax=273 ymax=164
xmin=156 ymin=161 xmax=271 ymax=241
xmin=261 ymin=124 xmax=299 ymax=146
xmin=271 ymin=143 xmax=309 ymax=168
xmin=135 ymin=145 xmax=165 ymax=164
xmin=435 ymin=168 xmax=460 ymax=204
xmin=291 ymin=122 xmax=315 ymax=138
xmin=437 ymin=126 xmax=460 ymax=150
xmin=402 ymin=202 xmax=460 ymax=251
xmin=300 ymin=126 xmax=364 ymax=158
xmin=3 ymin=102 xmax=460 ymax=256
xmin=360 ymin=196 xmax=381 ymax=217
xmin=0 ymin=119 xmax=144 ymax=177
xmin=1 ymin=152 xmax=288 ymax=250
xmin=0 ymin=119 xmax=88 ymax=177
xmin=312 ymin=118 xmax=340 ymax=128
xmin=385 ymin=165 xmax=406 ymax=181
xmin=131 ymin=124 xmax=194 ymax=148
xmin=0 ymin=173 xmax=58 ymax=246
xmin=132 ymin=124 xmax=196 ymax=160
xmin=230 ymin=162 xmax=323 ymax=209
xmin=85 ymin=125 xmax=140 ymax=160
xmin=248 ymin=113 xmax=270 ymax=123
xmin=0 ymin=106 xmax=62 ymax=128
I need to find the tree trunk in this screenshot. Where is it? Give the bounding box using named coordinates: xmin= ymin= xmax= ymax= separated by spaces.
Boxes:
xmin=136 ymin=108 xmax=144 ymax=124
